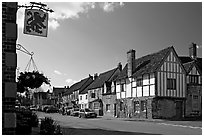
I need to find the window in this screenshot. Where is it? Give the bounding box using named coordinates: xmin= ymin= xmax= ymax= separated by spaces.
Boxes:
xmin=106 ymin=86 xmax=111 ymax=93
xmin=193 ymin=95 xmax=198 ymax=100
xmin=111 ymin=85 xmax=115 ymax=93
xmin=91 ymin=93 xmax=95 ymax=98
xmin=80 ymin=96 xmax=82 ymax=100
xmin=189 ymin=75 xmax=199 ymax=84
xmin=167 ymin=78 xmax=176 ymax=90
xmin=121 ymin=84 xmax=125 ymax=92
xmin=85 ymin=95 xmax=88 ymax=99
xmin=93 ymin=102 xmax=99 ymax=109
xmin=106 ymin=104 xmax=110 ymax=111
xmin=137 ymin=78 xmax=142 ymax=87
xmin=141 ymin=100 xmax=147 ymax=112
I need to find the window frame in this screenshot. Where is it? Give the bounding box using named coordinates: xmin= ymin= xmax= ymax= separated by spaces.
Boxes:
xmin=167 ymin=78 xmax=176 ymax=90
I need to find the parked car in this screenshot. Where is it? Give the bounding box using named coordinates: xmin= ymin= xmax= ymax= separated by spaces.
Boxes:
xmin=78 ymin=108 xmax=97 ymax=118
xmin=45 ymin=106 xmax=59 ymax=113
xmin=70 ymin=108 xmax=80 ymax=117
xmin=29 ymin=106 xmax=37 ymax=111
xmin=66 ymin=107 xmax=73 ymax=115
xmin=42 ymin=105 xmax=50 ymax=112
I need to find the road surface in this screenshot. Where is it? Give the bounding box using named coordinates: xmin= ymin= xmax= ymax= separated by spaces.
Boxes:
xmin=36 ymin=112 xmax=202 ymax=135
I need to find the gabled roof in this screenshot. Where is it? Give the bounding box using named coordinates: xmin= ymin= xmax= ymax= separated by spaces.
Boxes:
xmin=80 ymin=81 xmax=94 ymax=94
xmin=87 ymin=67 xmax=119 ymax=90
xmin=53 ymin=87 xmax=66 ymax=96
xmin=179 ymin=56 xmax=202 ymax=73
xmin=64 ymin=76 xmax=93 ymax=95
xmin=117 ymin=46 xmax=173 ymax=79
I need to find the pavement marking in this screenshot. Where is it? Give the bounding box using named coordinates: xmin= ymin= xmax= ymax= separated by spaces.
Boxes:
xmin=157 ymin=123 xmax=202 ymax=129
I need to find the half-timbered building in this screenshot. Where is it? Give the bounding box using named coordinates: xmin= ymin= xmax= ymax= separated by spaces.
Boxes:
xmin=179 ymin=43 xmax=202 ymax=117
xmin=115 ymin=46 xmax=186 ymax=119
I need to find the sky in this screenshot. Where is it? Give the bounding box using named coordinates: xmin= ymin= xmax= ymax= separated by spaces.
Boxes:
xmin=16 ymin=1 xmax=202 ymax=91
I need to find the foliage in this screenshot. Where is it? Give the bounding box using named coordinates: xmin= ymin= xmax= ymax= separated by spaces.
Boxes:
xmin=40 ymin=117 xmax=63 ymax=135
xmin=17 ymin=71 xmax=50 ymax=93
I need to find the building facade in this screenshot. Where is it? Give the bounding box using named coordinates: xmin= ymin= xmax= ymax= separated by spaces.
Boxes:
xmin=2 ymin=2 xmax=18 ymax=134
xmin=179 ymin=43 xmax=202 ymax=117
xmin=116 ymin=47 xmax=186 ymax=119
xmin=53 ymin=87 xmax=67 ymax=108
xmin=87 ymin=64 xmax=122 ymax=116
xmin=63 ymin=75 xmax=93 ymax=109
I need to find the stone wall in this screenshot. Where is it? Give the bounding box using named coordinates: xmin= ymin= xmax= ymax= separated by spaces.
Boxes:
xmin=116 ymin=97 xmax=153 ymax=119
xmin=152 ymin=98 xmax=185 ymax=119
xmin=185 ymin=85 xmax=202 ymax=116
xmin=102 ymin=94 xmax=116 ymax=117
xmin=2 ymin=2 xmax=18 ymax=134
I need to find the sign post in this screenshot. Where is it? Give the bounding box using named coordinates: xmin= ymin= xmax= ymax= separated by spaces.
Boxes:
xmin=18 ymin=2 xmax=54 ymax=37
xmin=24 ymin=9 xmax=48 ymax=37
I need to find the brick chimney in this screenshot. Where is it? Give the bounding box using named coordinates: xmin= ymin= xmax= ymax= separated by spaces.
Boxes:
xmin=127 ymin=49 xmax=136 ymax=77
xmin=118 ymin=62 xmax=122 ymax=71
xmin=189 ymin=43 xmax=197 ymax=59
xmin=94 ymin=73 xmax=98 ymax=80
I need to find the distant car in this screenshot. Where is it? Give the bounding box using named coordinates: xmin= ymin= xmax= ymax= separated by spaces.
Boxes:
xmin=42 ymin=105 xmax=50 ymax=112
xmin=79 ymin=108 xmax=97 ymax=118
xmin=45 ymin=106 xmax=59 ymax=113
xmin=70 ymin=108 xmax=80 ymax=117
xmin=30 ymin=106 xmax=37 ymax=111
xmin=65 ymin=107 xmax=73 ymax=115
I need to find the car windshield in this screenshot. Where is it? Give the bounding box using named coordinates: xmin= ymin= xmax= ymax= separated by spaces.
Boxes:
xmin=84 ymin=108 xmax=92 ymax=112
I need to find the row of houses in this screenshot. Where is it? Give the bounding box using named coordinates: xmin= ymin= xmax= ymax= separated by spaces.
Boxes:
xmin=53 ymin=43 xmax=202 ymax=119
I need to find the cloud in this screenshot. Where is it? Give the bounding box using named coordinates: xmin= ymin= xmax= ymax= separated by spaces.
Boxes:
xmin=102 ymin=2 xmax=124 ymax=12
xmin=54 ymin=70 xmax=62 ymax=75
xmin=65 ymin=78 xmax=78 ymax=86
xmin=17 ymin=2 xmax=125 ymax=30
xmin=48 ymin=19 xmax=60 ymax=30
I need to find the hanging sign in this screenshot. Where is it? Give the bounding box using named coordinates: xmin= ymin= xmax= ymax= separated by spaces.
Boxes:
xmin=24 ymin=9 xmax=48 ymax=37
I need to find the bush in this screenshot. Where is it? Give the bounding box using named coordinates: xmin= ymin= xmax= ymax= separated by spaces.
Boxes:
xmin=40 ymin=117 xmax=62 ymax=135
xmin=30 ymin=112 xmax=38 ymax=127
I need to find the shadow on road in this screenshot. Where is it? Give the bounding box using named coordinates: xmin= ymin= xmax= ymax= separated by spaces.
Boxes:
xmin=61 ymin=127 xmax=160 ymax=135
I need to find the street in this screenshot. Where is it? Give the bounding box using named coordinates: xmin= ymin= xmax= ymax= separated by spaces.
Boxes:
xmin=36 ymin=112 xmax=202 ymax=135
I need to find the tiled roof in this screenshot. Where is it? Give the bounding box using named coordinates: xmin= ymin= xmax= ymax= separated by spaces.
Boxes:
xmin=64 ymin=76 xmax=93 ymax=95
xmin=87 ymin=67 xmax=119 ymax=90
xmin=117 ymin=46 xmax=172 ymax=79
xmin=179 ymin=56 xmax=202 ymax=72
xmin=80 ymin=82 xmax=93 ymax=94
xmin=183 ymin=61 xmax=194 ymax=73
xmin=53 ymin=87 xmax=66 ymax=96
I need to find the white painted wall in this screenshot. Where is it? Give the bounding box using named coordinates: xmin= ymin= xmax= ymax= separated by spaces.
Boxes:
xmin=137 ymin=87 xmax=142 ymax=97
xmin=126 ymin=78 xmax=131 ymax=98
xmin=143 ymin=86 xmax=149 ymax=96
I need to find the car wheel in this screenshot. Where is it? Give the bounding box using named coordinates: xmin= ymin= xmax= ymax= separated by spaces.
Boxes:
xmin=79 ymin=115 xmax=81 ymax=118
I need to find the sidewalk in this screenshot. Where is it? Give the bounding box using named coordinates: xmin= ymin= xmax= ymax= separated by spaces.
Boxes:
xmin=99 ymin=115 xmax=202 ymax=128
xmin=31 ymin=127 xmax=40 ymax=135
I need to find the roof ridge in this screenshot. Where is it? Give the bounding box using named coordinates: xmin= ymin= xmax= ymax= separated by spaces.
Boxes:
xmin=99 ymin=67 xmax=118 ymax=76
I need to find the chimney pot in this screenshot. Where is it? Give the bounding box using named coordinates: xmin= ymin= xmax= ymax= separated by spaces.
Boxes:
xmin=118 ymin=62 xmax=122 ymax=71
xmin=94 ymin=73 xmax=98 ymax=80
